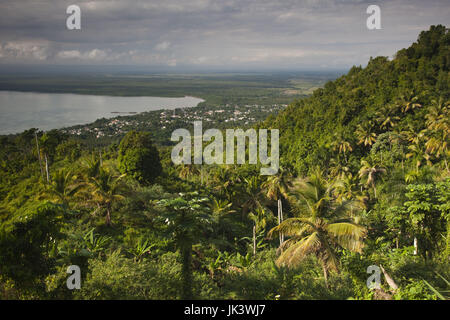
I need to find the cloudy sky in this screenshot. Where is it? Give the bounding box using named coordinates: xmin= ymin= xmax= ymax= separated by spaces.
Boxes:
xmin=0 ymin=0 xmax=448 ymax=71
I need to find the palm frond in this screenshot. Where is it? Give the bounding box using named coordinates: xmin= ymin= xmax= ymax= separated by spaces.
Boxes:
xmin=277 ymin=232 xmax=321 ymax=268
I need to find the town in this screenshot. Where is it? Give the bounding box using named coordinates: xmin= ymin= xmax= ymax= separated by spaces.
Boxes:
xmin=62 ymin=103 xmax=287 ymax=146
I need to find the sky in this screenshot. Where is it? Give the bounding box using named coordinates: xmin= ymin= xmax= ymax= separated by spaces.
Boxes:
xmin=0 ymin=0 xmax=448 ymax=71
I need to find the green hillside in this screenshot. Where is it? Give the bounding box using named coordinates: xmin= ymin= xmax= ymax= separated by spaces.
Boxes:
xmin=0 ymin=26 xmax=448 ymax=300
xmin=266 ymin=24 xmax=448 ymax=175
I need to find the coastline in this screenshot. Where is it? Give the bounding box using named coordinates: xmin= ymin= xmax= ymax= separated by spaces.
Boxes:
xmin=0 ymin=91 xmax=205 ymax=135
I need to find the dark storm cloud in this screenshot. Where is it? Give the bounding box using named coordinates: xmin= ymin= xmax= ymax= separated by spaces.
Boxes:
xmin=0 ymin=0 xmax=448 ymax=69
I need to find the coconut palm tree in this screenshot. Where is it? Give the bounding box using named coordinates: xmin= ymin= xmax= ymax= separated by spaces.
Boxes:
xmin=178 ymin=164 xmax=200 ymax=181
xmin=211 ymin=166 xmax=240 ymax=200
xmin=331 ymin=133 xmax=353 ymax=163
xmin=210 ymin=198 xmax=235 ymax=218
xmin=401 ymin=126 xmax=425 ymax=146
xmin=248 ymin=207 xmax=274 ymax=255
xmin=329 ymin=158 xmax=350 ymax=179
xmin=209 ymin=197 xmax=235 ymax=246
xmin=358 ymin=159 xmax=386 ymax=198
xmin=86 ymin=168 xmax=127 ymax=226
xmin=268 ymin=170 xmax=366 ymax=288
xmin=406 ymin=143 xmax=432 ymax=170
xmin=355 ymin=121 xmax=377 ymax=147
xmin=375 ymin=104 xmax=401 ymax=130
xmin=47 ymin=169 xmax=83 ymax=209
xmin=425 ymin=98 xmax=449 ymax=171
xmin=242 ymin=176 xmax=269 ymax=254
xmin=396 ymin=90 xmax=422 ymax=113
xmin=242 ymin=176 xmax=265 ymax=217
xmin=83 ymin=154 xmax=101 ymax=179
xmin=262 ymin=168 xmax=292 ymax=247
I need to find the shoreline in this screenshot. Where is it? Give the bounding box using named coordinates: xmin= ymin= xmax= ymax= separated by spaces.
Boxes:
xmin=0 ymin=91 xmax=205 ymax=135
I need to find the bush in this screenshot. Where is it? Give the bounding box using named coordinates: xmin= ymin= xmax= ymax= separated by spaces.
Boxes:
xmin=118 ymin=131 xmax=162 ymax=184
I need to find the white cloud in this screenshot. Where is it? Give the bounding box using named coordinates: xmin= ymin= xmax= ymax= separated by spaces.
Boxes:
xmin=155 ymin=41 xmax=171 ymax=51
xmin=0 ymin=41 xmax=49 ymax=61
xmin=0 ymin=0 xmax=448 ymax=69
xmin=56 ymin=49 xmax=108 ymax=61
xmin=56 ymin=50 xmax=82 ymax=59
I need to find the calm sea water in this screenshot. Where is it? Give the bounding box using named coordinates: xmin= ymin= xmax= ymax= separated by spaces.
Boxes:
xmin=0 ymin=91 xmax=204 ymax=134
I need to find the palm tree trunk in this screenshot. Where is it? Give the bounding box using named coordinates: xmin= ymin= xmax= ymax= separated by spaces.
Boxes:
xmin=380 ymin=265 xmax=398 ymax=291
xmin=45 ymin=154 xmax=50 ymax=183
xmin=34 ymin=131 xmax=44 ymax=181
xmin=322 ymin=264 xmax=329 ymax=289
xmin=106 ymin=207 xmax=111 ymax=226
xmin=253 ymin=224 xmax=256 ymax=256
xmin=278 ymin=199 xmax=284 ymax=249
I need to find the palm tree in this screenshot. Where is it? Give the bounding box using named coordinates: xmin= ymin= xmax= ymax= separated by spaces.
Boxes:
xmin=212 ymin=166 xmax=241 ymax=201
xmin=242 ymin=176 xmax=265 ymax=217
xmin=210 ymin=198 xmax=235 ymax=218
xmin=268 ymin=170 xmax=366 ymax=288
xmin=242 ymin=176 xmax=268 ymax=255
xmin=331 ymin=133 xmax=353 ymax=163
xmin=262 ymin=168 xmax=292 ymax=248
xmin=406 ymin=143 xmax=432 ymax=170
xmin=210 ymin=197 xmax=236 ymax=229
xmin=83 ymin=154 xmax=101 ymax=179
xmin=358 ymin=159 xmax=386 ymax=198
xmin=355 ymin=121 xmax=377 ymax=147
xmin=329 ymin=158 xmax=350 ymax=179
xmin=425 ymin=98 xmax=449 ymax=171
xmin=334 ymin=173 xmax=365 ymax=214
xmin=86 ymin=168 xmax=127 ymax=226
xmin=401 ymin=126 xmax=425 ymax=146
xmin=39 ymin=133 xmax=52 ymax=183
xmin=178 ymin=164 xmax=200 ymax=181
xmin=375 ymin=105 xmax=400 ymax=130
xmin=248 ymin=207 xmax=274 ymax=255
xmin=47 ymin=169 xmax=82 ymax=209
xmin=400 ymin=127 xmax=431 ymax=169
xmin=396 ymin=90 xmax=422 ymax=113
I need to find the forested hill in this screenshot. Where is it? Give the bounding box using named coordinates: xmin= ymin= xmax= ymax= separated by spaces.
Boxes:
xmin=265 ymin=25 xmax=449 ymax=175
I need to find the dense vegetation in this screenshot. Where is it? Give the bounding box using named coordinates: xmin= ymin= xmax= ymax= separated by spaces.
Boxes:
xmin=0 ymin=25 xmax=448 ymax=300
xmin=0 ymin=72 xmax=336 ymax=106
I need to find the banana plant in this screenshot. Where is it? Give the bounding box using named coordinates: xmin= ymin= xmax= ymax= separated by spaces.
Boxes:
xmin=233 ymin=252 xmax=253 ymax=270
xmin=82 ymin=228 xmax=111 ymax=254
xmin=208 ymin=251 xmax=234 ymax=277
xmin=127 ymin=238 xmax=155 ymax=262
xmin=239 ymin=230 xmax=268 ymax=252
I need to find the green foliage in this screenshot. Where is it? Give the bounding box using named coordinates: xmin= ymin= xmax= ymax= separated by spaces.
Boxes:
xmin=265 ymin=25 xmax=449 ymax=176
xmin=394 ymin=280 xmax=439 ymax=300
xmin=0 ymin=25 xmax=448 ymax=301
xmin=157 ymin=193 xmax=213 ymax=299
xmin=118 ymin=131 xmax=162 ymax=184
xmin=73 ymin=251 xmax=182 ymax=299
xmin=0 ymin=202 xmax=63 ymax=293
xmin=403 ymin=180 xmax=449 ymax=259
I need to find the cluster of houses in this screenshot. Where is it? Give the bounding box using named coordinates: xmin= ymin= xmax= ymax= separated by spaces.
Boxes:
xmin=63 ymin=103 xmax=287 ymax=139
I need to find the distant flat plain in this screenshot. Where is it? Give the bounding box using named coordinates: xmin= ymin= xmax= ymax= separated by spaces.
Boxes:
xmin=0 ymin=71 xmax=341 ymax=134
